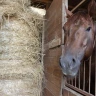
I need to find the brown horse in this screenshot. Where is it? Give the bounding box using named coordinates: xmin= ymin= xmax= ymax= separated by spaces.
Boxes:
xmin=60 ymin=0 xmax=96 ymax=77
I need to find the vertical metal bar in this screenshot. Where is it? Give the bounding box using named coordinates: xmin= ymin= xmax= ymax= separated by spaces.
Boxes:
xmin=83 ymin=61 xmax=85 ymax=90
xmin=60 ymin=75 xmax=65 ymax=96
xmin=89 ymin=56 xmax=91 ymax=93
xmin=71 ymin=78 xmax=73 ymax=85
xmin=67 ymin=78 xmax=69 ymax=83
xmin=75 ymin=76 xmax=76 ymax=87
xmin=67 ymin=78 xmax=69 ymax=84
xmin=68 ymin=90 xmax=69 ymax=96
xmin=95 ymin=37 xmax=96 ymax=96
xmin=79 ymin=68 xmax=80 ymax=89
xmin=69 ymin=78 xmax=71 ymax=84
xmin=95 ymin=54 xmax=96 ymax=95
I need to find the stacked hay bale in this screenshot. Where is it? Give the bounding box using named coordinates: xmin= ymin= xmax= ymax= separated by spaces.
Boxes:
xmin=0 ymin=0 xmax=44 ymax=96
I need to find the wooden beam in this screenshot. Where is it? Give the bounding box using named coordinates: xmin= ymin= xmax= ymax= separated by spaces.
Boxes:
xmin=48 ymin=38 xmax=61 ymax=49
xmin=66 ymin=84 xmax=94 ymax=96
xmin=71 ymin=0 xmax=86 ymax=12
xmin=69 ymin=5 xmax=86 ymax=11
xmin=44 ymin=38 xmax=61 ymax=51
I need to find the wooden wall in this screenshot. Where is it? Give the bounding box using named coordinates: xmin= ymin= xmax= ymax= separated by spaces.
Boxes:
xmin=43 ymin=0 xmax=62 ymax=95
xmin=43 ymin=0 xmax=78 ymax=96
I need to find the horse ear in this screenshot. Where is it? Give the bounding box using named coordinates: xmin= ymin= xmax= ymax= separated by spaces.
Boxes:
xmin=65 ymin=6 xmax=73 ymax=17
xmin=88 ymin=0 xmax=96 ymax=20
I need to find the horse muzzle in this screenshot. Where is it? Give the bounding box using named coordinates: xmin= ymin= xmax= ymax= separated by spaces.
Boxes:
xmin=60 ymin=55 xmax=80 ymax=77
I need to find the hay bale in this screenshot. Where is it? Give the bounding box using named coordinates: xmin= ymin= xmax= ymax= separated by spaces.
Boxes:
xmin=0 ymin=1 xmax=44 ymax=96
xmin=0 ymin=0 xmax=31 ymax=7
xmin=0 ymin=80 xmax=42 ymax=96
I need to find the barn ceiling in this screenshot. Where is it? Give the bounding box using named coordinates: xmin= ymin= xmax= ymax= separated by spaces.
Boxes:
xmin=31 ymin=0 xmax=53 ymax=9
xmin=31 ymin=0 xmax=96 ymax=11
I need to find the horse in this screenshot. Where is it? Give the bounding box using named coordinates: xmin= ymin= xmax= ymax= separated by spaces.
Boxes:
xmin=60 ymin=0 xmax=96 ymax=77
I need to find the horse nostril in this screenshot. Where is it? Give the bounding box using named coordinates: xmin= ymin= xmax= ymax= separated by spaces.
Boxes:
xmin=59 ymin=56 xmax=62 ymax=60
xmin=72 ymin=58 xmax=76 ymax=63
xmin=59 ymin=62 xmax=62 ymax=67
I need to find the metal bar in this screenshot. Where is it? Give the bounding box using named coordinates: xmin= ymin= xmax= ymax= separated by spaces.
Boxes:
xmin=68 ymin=91 xmax=69 ymax=96
xmin=68 ymin=78 xmax=71 ymax=84
xmin=71 ymin=0 xmax=86 ymax=12
xmin=83 ymin=61 xmax=85 ymax=91
xmin=66 ymin=83 xmax=94 ymax=96
xmin=67 ymin=79 xmax=68 ymax=83
xmin=89 ymin=56 xmax=92 ymax=93
xmin=95 ymin=37 xmax=96 ymax=96
xmin=75 ymin=76 xmax=76 ymax=87
xmin=60 ymin=75 xmax=64 ymax=96
xmin=71 ymin=79 xmax=73 ymax=85
xmin=79 ymin=68 xmax=80 ymax=89
xmin=68 ymin=78 xmax=70 ymax=84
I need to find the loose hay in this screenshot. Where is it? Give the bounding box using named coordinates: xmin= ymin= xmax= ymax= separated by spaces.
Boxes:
xmin=0 ymin=0 xmax=44 ymax=96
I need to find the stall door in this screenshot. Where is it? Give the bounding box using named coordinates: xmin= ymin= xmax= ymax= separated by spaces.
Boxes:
xmin=44 ymin=0 xmax=68 ymax=96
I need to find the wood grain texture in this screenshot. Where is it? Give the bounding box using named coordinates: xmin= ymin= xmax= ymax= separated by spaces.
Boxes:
xmin=44 ymin=0 xmax=62 ymax=95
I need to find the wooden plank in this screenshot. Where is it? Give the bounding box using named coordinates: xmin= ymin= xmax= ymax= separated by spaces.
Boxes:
xmin=45 ymin=80 xmax=61 ymax=96
xmin=45 ymin=23 xmax=62 ymax=44
xmin=48 ymin=38 xmax=61 ymax=49
xmin=45 ymin=10 xmax=62 ymax=36
xmin=45 ymin=0 xmax=62 ymax=19
xmin=66 ymin=84 xmax=94 ymax=96
xmin=63 ymin=89 xmax=69 ymax=96
xmin=44 ymin=47 xmax=62 ymax=57
xmin=69 ymin=92 xmax=77 ymax=96
xmin=45 ymin=8 xmax=62 ymax=33
xmin=44 ymin=0 xmax=63 ymax=96
xmin=63 ymin=88 xmax=79 ymax=96
xmin=44 ymin=56 xmax=60 ymax=66
xmin=44 ymin=38 xmax=61 ymax=50
xmin=44 ymin=57 xmax=62 ymax=78
xmin=45 ymin=72 xmax=62 ymax=88
xmin=44 ymin=65 xmax=62 ymax=79
xmin=44 ymin=0 xmax=62 ymax=43
xmin=43 ymin=88 xmax=54 ymax=96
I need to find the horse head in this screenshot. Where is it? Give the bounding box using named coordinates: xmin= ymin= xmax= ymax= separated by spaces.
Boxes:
xmin=60 ymin=0 xmax=96 ymax=77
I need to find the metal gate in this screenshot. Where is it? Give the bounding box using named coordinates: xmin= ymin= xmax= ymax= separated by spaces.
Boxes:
xmin=65 ymin=38 xmax=96 ymax=96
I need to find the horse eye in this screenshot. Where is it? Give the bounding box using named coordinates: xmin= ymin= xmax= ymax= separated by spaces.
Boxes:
xmin=86 ymin=27 xmax=91 ymax=32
